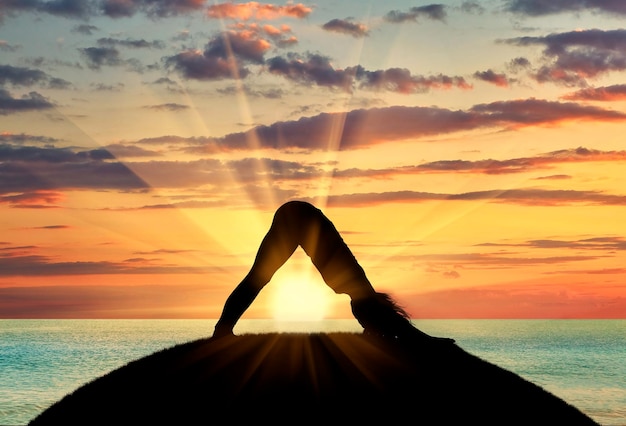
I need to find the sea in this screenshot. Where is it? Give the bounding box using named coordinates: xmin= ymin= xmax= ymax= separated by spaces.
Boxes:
xmin=0 ymin=319 xmax=624 ymax=426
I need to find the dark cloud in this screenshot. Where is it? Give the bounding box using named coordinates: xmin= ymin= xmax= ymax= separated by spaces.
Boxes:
xmin=97 ymin=37 xmax=165 ymax=49
xmin=185 ymin=100 xmax=626 ymax=153
xmin=79 ymin=46 xmax=123 ymax=69
xmin=508 ymin=56 xmax=532 ymax=71
xmin=478 ymin=236 xmax=626 ymax=251
xmin=143 ymin=103 xmax=189 ymax=111
xmin=459 ymin=1 xmax=485 ymax=14
xmin=0 ymin=64 xmax=72 ymax=90
xmin=216 ymin=84 xmax=284 ymax=99
xmin=103 ymin=143 xmax=161 ymax=158
xmin=322 ymin=18 xmax=369 ymax=38
xmin=0 ymin=145 xmax=148 ymax=203
xmin=105 ymin=0 xmax=207 ymax=18
xmin=357 ymin=67 xmax=471 ymax=93
xmin=0 ymin=0 xmax=208 ymax=20
xmin=0 ymin=132 xmax=58 ymax=145
xmin=72 ymin=24 xmax=99 ymax=34
xmin=384 ymin=4 xmax=447 ymax=23
xmin=330 ymin=147 xmax=626 ymax=179
xmin=166 ymin=30 xmax=272 ymax=80
xmin=561 ymin=84 xmax=626 ymax=101
xmin=505 ymin=29 xmax=626 ymax=86
xmin=267 ymin=53 xmax=356 ymax=91
xmin=0 ymin=254 xmax=215 ymax=276
xmin=315 ymin=188 xmax=626 ymax=208
xmin=0 ymin=89 xmax=54 ymax=115
xmin=473 ymin=69 xmax=510 ymax=87
xmin=204 ymin=30 xmax=270 ymax=64
xmin=90 ymin=82 xmax=125 ymax=91
xmin=0 ymin=64 xmax=48 ymax=86
xmin=468 ymin=98 xmax=626 ymax=126
xmin=504 ymin=0 xmax=626 ymax=16
xmin=166 ymin=49 xmax=243 ymax=80
xmin=267 ymin=53 xmax=470 ymax=93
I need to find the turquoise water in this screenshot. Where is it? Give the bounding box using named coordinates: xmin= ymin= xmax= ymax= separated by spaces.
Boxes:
xmin=0 ymin=319 xmax=624 ymax=426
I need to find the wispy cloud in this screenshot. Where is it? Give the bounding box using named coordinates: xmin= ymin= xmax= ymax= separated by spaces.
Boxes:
xmin=561 ymin=84 xmax=626 ymax=101
xmin=315 ymin=188 xmax=626 ymax=208
xmin=142 ymin=103 xmax=189 ymax=111
xmin=503 ymin=0 xmax=626 ymax=16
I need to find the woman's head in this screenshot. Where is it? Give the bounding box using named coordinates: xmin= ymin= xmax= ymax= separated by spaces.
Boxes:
xmin=350 ymin=292 xmax=412 ymax=339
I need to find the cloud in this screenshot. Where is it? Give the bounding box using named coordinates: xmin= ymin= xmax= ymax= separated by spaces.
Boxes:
xmin=503 ymin=0 xmax=626 ymax=16
xmin=0 ymin=132 xmax=58 ymax=145
xmin=0 ymin=254 xmax=216 ymax=276
xmin=0 ymin=190 xmax=64 ymax=208
xmin=561 ymin=84 xmax=626 ymax=101
xmin=267 ymin=53 xmax=470 ymax=93
xmin=322 ymin=18 xmax=369 ymax=38
xmin=0 ymin=64 xmax=71 ymax=90
xmin=102 ymin=0 xmax=208 ymax=18
xmin=473 ymin=69 xmax=510 ymax=87
xmin=0 ymin=0 xmax=209 ymax=20
xmin=504 ymin=29 xmax=626 ymax=86
xmin=0 ymin=145 xmax=148 ymax=203
xmin=79 ymin=46 xmax=123 ymax=69
xmin=72 ymin=24 xmax=99 ymax=34
xmin=528 ymin=236 xmax=626 ymax=251
xmin=468 ymin=98 xmax=626 ymax=126
xmin=316 ymin=188 xmax=626 ymax=208
xmin=350 ymin=147 xmax=626 ymax=177
xmin=458 ymin=1 xmax=485 ymax=14
xmin=166 ymin=29 xmax=272 ymax=80
xmin=0 ymin=89 xmax=54 ymax=115
xmin=0 ymin=40 xmax=20 ymax=52
xmin=103 ymin=143 xmax=161 ymax=158
xmin=0 ymin=64 xmax=48 ymax=86
xmin=185 ymin=100 xmax=626 ymax=153
xmin=206 ymin=2 xmax=312 ymax=20
xmin=96 ymin=37 xmax=165 ymax=49
xmin=143 ymin=103 xmax=190 ymax=111
xmin=358 ymin=67 xmax=471 ymax=93
xmin=384 ymin=4 xmax=447 ymax=23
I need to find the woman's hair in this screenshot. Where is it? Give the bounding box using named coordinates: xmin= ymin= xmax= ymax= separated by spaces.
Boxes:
xmin=350 ymin=292 xmax=413 ymax=339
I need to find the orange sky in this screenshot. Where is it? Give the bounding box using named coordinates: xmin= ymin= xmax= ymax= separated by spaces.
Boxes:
xmin=1 ymin=1 xmax=625 ymax=319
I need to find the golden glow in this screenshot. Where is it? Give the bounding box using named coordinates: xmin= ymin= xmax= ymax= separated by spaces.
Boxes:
xmin=268 ymin=250 xmax=335 ymax=321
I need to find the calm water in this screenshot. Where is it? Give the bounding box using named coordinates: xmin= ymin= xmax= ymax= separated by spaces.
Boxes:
xmin=0 ymin=319 xmax=624 ymax=426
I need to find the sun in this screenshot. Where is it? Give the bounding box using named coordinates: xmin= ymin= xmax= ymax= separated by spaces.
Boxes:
xmin=269 ymin=250 xmax=335 ymax=321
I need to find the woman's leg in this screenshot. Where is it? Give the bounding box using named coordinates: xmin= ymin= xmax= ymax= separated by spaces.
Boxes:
xmin=213 ymin=201 xmax=376 ymax=336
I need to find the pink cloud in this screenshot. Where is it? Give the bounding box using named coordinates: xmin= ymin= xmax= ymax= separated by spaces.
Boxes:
xmin=207 ymin=2 xmax=312 ymax=20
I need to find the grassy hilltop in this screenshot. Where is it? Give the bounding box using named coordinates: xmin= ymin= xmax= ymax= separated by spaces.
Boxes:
xmin=31 ymin=333 xmax=599 ymax=426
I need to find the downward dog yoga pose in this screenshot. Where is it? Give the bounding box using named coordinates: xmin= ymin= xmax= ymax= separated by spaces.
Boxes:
xmin=214 ymin=201 xmax=452 ymax=343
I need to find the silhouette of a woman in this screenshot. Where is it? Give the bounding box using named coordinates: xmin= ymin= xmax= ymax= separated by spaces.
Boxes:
xmin=214 ymin=201 xmax=451 ymax=343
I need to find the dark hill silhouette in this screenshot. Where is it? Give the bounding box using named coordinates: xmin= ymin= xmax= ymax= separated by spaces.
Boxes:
xmin=30 ymin=332 xmax=598 ymax=426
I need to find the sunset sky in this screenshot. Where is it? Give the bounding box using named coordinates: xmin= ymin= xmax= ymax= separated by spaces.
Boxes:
xmin=1 ymin=0 xmax=625 ymax=320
